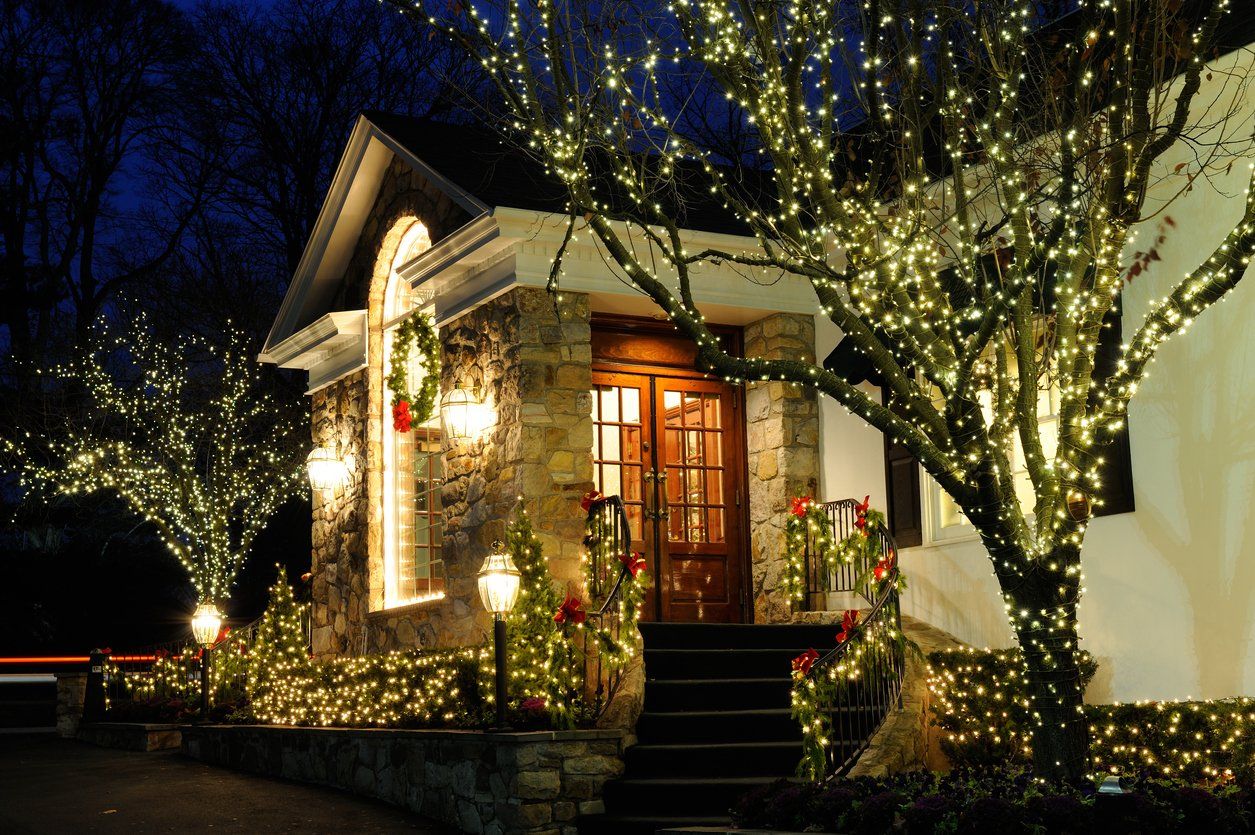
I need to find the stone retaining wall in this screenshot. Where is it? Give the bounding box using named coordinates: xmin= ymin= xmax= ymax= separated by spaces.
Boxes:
xmin=181 ymin=724 xmax=625 ymax=835
xmin=55 ymin=672 xmax=86 ymax=738
xmin=78 ymin=722 xmax=182 ymax=752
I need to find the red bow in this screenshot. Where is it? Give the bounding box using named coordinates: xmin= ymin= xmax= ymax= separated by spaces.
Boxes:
xmin=580 ymin=490 xmax=603 ymax=511
xmin=791 ymin=648 xmax=820 ymax=676
xmin=854 ymin=495 xmax=870 ymax=536
xmin=521 ymin=696 xmax=546 ymax=712
xmin=790 ymin=495 xmax=813 ymax=518
xmin=836 ymin=609 xmax=860 ymax=643
xmin=392 ymin=400 xmax=413 ymax=433
xmin=554 ymin=594 xmax=587 ymax=625
xmin=874 ymin=550 xmax=896 ymax=582
xmin=619 ymin=550 xmax=647 ymax=577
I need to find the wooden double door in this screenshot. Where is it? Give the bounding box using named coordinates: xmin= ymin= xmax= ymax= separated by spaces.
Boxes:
xmin=591 ymin=325 xmax=749 ymax=622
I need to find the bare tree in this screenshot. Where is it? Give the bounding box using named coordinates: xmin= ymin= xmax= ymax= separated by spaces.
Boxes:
xmin=414 ymin=0 xmax=1255 ymax=777
xmin=0 ymin=0 xmax=197 ymax=366
xmin=184 ymin=0 xmax=484 ymax=281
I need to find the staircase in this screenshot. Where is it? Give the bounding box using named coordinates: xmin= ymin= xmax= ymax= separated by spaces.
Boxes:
xmin=579 ymin=621 xmax=848 ymax=835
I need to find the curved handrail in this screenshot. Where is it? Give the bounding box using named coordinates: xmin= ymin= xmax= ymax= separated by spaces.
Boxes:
xmin=586 ymin=495 xmax=633 ymax=617
xmin=580 ymin=494 xmax=638 ymax=720
xmin=795 ymin=499 xmax=906 ymax=778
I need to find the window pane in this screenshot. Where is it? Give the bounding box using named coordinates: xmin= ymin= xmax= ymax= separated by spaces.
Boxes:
xmin=621 ymin=387 xmax=640 ymax=423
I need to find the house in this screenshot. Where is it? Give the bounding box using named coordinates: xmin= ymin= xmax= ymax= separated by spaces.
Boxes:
xmin=260 ymin=29 xmax=1255 ymax=818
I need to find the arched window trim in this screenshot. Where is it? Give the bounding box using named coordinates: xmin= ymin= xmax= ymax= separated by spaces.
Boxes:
xmin=380 ymin=221 xmax=445 ymax=610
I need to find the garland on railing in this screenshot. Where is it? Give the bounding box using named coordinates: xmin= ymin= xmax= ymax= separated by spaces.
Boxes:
xmin=783 ymin=495 xmax=892 ymax=607
xmin=788 ymin=497 xmax=907 ymax=781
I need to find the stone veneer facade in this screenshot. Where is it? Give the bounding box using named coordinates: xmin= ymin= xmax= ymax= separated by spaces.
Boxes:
xmin=307 ymin=162 xmax=821 ymax=657
xmin=744 ymin=313 xmax=821 ymax=623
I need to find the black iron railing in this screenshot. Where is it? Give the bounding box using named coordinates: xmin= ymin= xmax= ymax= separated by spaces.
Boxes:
xmin=580 ymin=494 xmax=637 ymax=721
xmin=795 ymin=498 xmax=906 ymax=777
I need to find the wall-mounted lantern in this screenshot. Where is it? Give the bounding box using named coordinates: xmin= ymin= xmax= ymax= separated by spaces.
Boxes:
xmin=306 ymin=446 xmax=350 ymax=490
xmin=441 ymin=386 xmax=489 ymax=440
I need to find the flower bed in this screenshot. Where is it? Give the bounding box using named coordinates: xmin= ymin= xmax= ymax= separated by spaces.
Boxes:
xmin=732 ymin=769 xmax=1255 ymax=834
xmin=927 ymin=648 xmax=1255 ymax=782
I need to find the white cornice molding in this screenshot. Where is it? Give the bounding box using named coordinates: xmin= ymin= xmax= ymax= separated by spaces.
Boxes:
xmin=261 ymin=310 xmax=367 ymax=394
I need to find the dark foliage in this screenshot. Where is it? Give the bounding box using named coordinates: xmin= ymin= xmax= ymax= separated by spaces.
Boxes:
xmin=731 ymin=768 xmax=1255 ymax=834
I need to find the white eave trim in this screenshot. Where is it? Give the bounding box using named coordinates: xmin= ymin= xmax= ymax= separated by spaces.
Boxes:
xmin=261 ymin=310 xmax=367 ymax=395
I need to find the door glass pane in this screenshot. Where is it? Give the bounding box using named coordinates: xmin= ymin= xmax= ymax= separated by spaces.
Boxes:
xmin=661 ymin=388 xmax=727 ymax=547
xmin=622 ymin=387 xmax=640 ymax=423
xmin=591 ymin=383 xmax=645 ymax=542
xmin=703 ymin=395 xmax=721 ymax=429
xmin=706 ymin=508 xmax=725 ymax=543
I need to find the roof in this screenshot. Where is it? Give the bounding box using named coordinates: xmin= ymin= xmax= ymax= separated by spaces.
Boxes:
xmin=364 ymin=111 xmax=762 ymax=236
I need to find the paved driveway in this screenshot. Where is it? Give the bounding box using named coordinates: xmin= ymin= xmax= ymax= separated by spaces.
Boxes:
xmin=0 ymin=733 xmax=453 ymax=833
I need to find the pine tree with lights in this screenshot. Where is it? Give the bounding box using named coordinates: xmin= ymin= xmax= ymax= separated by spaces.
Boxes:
xmin=14 ymin=317 xmax=306 ymax=611
xmin=502 ymin=507 xmax=580 ymax=724
xmin=414 ymin=0 xmax=1255 ymax=777
xmin=247 ymin=569 xmax=312 ymax=724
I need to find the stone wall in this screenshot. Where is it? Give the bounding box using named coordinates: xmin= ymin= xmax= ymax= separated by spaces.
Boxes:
xmin=55 ymin=672 xmax=86 ymax=738
xmin=311 ymin=284 xmax=596 ymax=656
xmin=310 ymin=370 xmax=370 ymax=656
xmin=307 ymin=147 xmax=596 ymax=658
xmin=744 ymin=313 xmax=821 ymax=623
xmin=78 ymin=722 xmax=182 ymax=752
xmin=182 ymin=724 xmax=625 ymax=835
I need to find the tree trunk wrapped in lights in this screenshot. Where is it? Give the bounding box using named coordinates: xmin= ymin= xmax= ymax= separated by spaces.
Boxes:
xmin=13 ymin=318 xmax=306 ymax=609
xmin=409 ymin=0 xmax=1255 ymax=778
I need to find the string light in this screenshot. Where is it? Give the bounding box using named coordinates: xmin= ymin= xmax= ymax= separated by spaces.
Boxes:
xmin=14 ymin=318 xmax=305 ymax=609
xmin=394 ymin=0 xmax=1255 ymax=775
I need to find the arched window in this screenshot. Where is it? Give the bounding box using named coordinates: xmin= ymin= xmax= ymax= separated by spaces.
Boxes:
xmin=381 ymin=222 xmax=445 ymax=608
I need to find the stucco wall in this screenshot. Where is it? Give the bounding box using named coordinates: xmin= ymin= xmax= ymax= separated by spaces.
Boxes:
xmin=817 ymin=46 xmax=1255 ymax=703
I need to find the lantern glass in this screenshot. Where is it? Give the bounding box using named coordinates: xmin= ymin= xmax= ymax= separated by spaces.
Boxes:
xmin=441 ymin=386 xmax=485 ymax=440
xmin=191 ymin=602 xmax=223 ymax=646
xmin=306 ymin=446 xmax=349 ymax=490
xmin=476 ymin=543 xmax=521 ymax=615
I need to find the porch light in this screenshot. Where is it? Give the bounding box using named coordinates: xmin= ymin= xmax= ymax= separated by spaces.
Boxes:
xmin=306 ymin=446 xmax=350 ymax=490
xmin=478 ymin=541 xmax=520 ymax=730
xmin=441 ymin=386 xmax=487 ymax=440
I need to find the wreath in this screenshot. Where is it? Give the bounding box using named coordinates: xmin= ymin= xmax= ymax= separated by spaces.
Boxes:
xmin=386 ymin=311 xmax=439 ymax=433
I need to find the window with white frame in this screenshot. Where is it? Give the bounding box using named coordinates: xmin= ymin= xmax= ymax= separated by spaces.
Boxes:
xmin=382 ymin=222 xmax=445 ymax=608
xmin=922 ymin=356 xmax=1061 ymax=544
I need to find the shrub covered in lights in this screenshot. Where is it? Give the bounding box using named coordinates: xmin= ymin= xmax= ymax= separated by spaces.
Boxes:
xmin=246 ymin=572 xmax=491 ymax=728
xmin=928 ymin=648 xmax=1255 ymax=783
xmin=731 ymin=769 xmax=1255 ymax=834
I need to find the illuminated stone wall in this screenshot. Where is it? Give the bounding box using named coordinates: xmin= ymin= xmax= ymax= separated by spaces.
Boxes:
xmin=744 ymin=312 xmax=821 ymax=623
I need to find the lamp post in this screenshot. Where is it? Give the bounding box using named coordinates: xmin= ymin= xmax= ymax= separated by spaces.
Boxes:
xmin=476 ymin=541 xmax=520 ymax=730
xmin=191 ymin=602 xmax=222 ymax=719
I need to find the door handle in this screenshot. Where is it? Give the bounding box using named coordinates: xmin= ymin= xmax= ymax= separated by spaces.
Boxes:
xmin=643 ymin=470 xmax=669 ymax=521
xmin=656 ymin=470 xmax=669 ymax=522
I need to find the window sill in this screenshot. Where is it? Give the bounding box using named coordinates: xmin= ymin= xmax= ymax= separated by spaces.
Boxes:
xmin=368 ymin=592 xmax=447 ymax=619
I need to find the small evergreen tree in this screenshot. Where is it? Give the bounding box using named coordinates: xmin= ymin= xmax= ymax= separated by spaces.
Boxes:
xmin=247 ymin=569 xmax=311 ymax=723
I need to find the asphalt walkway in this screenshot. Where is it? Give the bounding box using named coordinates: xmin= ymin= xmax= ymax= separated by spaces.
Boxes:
xmin=0 ymin=732 xmax=453 ymax=833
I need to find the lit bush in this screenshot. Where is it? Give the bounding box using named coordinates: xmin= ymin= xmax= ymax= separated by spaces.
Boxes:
xmin=927 ymin=648 xmax=1255 ymax=782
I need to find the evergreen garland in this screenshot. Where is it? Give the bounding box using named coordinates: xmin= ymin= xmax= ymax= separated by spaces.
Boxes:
xmin=386 ymin=310 xmax=440 ymax=431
